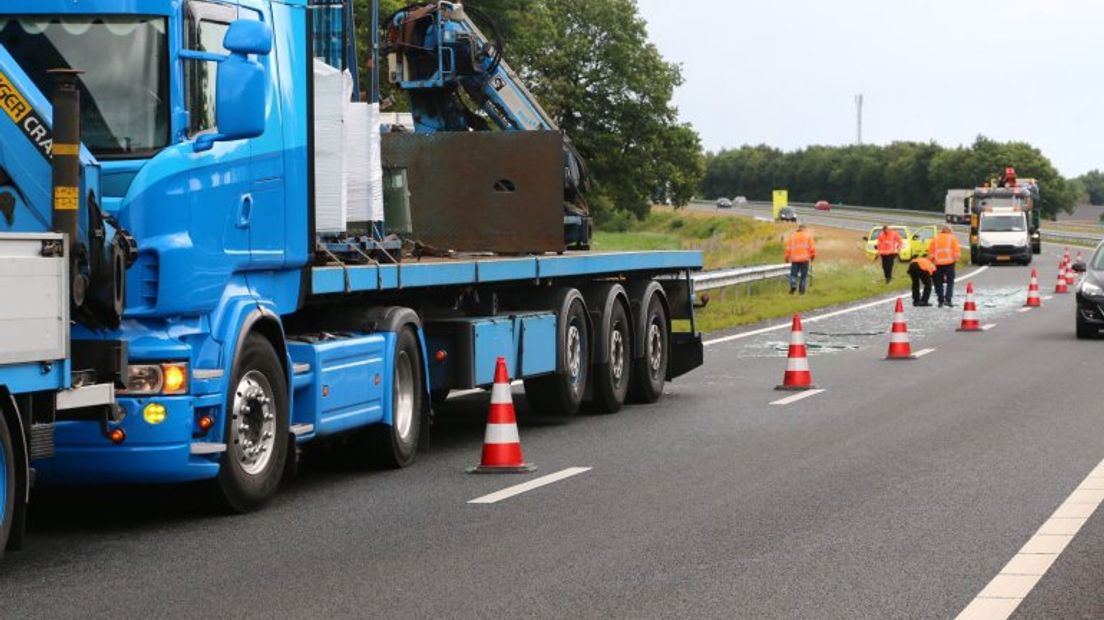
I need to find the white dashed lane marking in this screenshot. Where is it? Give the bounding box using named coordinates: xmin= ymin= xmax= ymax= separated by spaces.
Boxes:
xmin=468 ymin=467 xmax=592 ymax=504
xmin=769 ymin=389 xmax=826 ymax=406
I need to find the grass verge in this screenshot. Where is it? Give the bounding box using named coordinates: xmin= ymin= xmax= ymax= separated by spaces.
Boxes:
xmin=596 ymin=208 xmax=949 ymax=333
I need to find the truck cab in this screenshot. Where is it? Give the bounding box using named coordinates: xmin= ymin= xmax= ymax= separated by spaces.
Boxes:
xmin=975 ymin=207 xmax=1032 ymax=265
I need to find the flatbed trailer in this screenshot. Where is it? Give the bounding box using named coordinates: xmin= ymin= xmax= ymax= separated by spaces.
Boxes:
xmin=0 ymin=1 xmax=705 ymax=517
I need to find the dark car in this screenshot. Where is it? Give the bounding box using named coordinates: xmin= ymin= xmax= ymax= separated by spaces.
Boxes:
xmin=716 ymin=198 xmax=732 ymax=209
xmin=777 ymin=206 xmax=797 ymax=222
xmin=1073 ymin=247 xmax=1104 ymax=338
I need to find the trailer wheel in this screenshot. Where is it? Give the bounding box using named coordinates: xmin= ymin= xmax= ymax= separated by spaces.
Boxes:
xmin=629 ymin=293 xmax=669 ymax=404
xmin=356 ymin=327 xmax=423 ymax=469
xmin=587 ymin=297 xmax=632 ymax=414
xmin=0 ymin=415 xmax=13 ymax=557
xmin=525 ymin=297 xmax=590 ymax=416
xmin=216 ymin=334 xmax=289 ymax=513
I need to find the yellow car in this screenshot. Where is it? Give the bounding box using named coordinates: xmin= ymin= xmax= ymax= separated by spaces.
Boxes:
xmin=865 ymin=225 xmax=938 ymax=261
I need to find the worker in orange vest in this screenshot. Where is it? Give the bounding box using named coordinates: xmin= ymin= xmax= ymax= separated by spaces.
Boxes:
xmin=926 ymin=225 xmax=961 ymax=307
xmin=907 ymin=256 xmax=937 ymax=307
xmin=875 ymin=225 xmax=903 ymax=284
xmin=784 ymin=224 xmax=816 ymax=295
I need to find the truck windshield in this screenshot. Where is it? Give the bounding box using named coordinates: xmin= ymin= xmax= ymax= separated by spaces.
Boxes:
xmin=980 ymin=215 xmax=1026 ymax=232
xmin=0 ymin=16 xmax=169 ymax=157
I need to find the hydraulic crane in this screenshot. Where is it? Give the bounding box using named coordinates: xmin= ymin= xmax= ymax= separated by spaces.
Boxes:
xmin=383 ymin=1 xmax=591 ymax=246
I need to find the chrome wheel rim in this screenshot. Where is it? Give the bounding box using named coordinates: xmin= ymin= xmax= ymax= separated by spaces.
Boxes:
xmin=610 ymin=326 xmax=626 ymax=387
xmin=232 ymin=370 xmax=277 ymax=476
xmin=648 ymin=322 xmax=663 ymax=378
xmin=393 ymin=350 xmax=415 ymax=443
xmin=566 ymin=324 xmax=583 ymax=385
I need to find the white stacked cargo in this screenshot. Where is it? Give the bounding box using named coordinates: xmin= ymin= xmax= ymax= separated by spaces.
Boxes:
xmin=313 ymin=59 xmax=350 ymax=234
xmin=344 ymin=101 xmax=384 ymax=227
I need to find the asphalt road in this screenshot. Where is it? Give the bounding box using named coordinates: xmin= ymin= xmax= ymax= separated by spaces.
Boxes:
xmin=1 ymin=247 xmax=1101 ymax=619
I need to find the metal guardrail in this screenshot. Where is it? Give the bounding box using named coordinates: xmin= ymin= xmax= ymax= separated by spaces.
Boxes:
xmin=692 ymin=264 xmax=791 ymax=291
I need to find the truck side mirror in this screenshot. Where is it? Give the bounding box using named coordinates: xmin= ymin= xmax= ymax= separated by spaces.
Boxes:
xmin=1072 ymin=261 xmax=1087 ymax=273
xmin=912 ymin=235 xmax=920 ymax=240
xmin=195 ymin=20 xmax=273 ymax=152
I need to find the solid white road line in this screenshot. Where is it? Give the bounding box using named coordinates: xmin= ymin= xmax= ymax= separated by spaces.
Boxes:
xmin=955 ymin=459 xmax=1104 ymax=620
xmin=981 ymin=324 xmax=997 ymax=331
xmin=912 ymin=348 xmax=936 ymax=358
xmin=703 ymin=266 xmax=990 ymax=347
xmin=769 ymin=389 xmax=826 ymax=406
xmin=1018 ymin=307 xmax=1034 ymax=314
xmin=468 ymin=467 xmax=592 ymax=504
xmin=1043 ymin=295 xmax=1054 ymax=301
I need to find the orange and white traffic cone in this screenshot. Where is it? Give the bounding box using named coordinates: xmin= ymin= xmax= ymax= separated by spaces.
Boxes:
xmin=468 ymin=357 xmax=535 ymax=474
xmin=1024 ymin=269 xmax=1042 ymax=307
xmin=957 ymin=282 xmax=982 ymax=331
xmin=776 ymin=314 xmax=816 ymax=390
xmin=1067 ymin=257 xmax=1079 ymax=286
xmin=1055 ymin=262 xmax=1070 ymax=294
xmin=885 ymin=297 xmax=916 ymax=360
xmin=1064 ymin=247 xmax=1072 ymax=264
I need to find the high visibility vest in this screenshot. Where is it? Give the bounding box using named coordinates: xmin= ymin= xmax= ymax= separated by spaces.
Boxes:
xmin=876 ymin=230 xmax=902 ymax=256
xmin=785 ymin=231 xmax=815 ymax=263
xmin=912 ymin=257 xmax=936 ymax=274
xmin=928 ymin=233 xmax=960 ymax=266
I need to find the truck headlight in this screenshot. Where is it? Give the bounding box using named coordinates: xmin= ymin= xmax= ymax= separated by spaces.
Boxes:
xmin=979 ymin=238 xmax=993 ymax=248
xmin=1013 ymin=237 xmax=1027 ymax=247
xmin=123 ymin=363 xmax=189 ymax=395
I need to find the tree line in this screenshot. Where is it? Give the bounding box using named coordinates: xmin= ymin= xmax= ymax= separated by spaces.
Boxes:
xmin=356 ymin=0 xmax=704 ymax=222
xmin=701 ymin=137 xmax=1083 ymax=220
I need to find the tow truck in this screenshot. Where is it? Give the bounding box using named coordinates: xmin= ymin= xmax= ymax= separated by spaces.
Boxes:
xmin=0 ymin=0 xmax=703 ymax=529
xmin=970 ymin=167 xmax=1042 ymax=264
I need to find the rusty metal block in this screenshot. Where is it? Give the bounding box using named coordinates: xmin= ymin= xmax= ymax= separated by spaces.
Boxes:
xmin=381 ymin=131 xmax=564 ymax=254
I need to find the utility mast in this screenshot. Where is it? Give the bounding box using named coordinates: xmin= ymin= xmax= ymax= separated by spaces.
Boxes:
xmin=855 ymin=94 xmax=864 ymax=145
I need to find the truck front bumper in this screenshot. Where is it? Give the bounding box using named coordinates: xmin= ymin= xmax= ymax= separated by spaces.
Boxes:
xmin=978 ymin=245 xmax=1031 ymax=263
xmin=34 ymin=394 xmax=222 ymax=485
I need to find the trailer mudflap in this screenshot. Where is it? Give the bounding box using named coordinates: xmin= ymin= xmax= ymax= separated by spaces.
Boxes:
xmin=667 ymin=332 xmax=703 ymax=380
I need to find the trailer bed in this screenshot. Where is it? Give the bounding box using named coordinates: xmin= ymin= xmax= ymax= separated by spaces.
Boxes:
xmin=310 ymin=250 xmax=703 ymax=296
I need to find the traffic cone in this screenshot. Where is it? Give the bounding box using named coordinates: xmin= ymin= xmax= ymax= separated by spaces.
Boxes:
xmin=1024 ymin=269 xmax=1042 ymax=307
xmin=885 ymin=297 xmax=916 ymax=360
xmin=1064 ymin=247 xmax=1072 ymax=263
xmin=957 ymin=282 xmax=982 ymax=331
xmin=776 ymin=314 xmax=816 ymax=390
xmin=468 ymin=357 xmax=536 ymax=474
xmin=1055 ymin=262 xmax=1069 ymax=294
xmin=1066 ymin=258 xmax=1078 ymax=286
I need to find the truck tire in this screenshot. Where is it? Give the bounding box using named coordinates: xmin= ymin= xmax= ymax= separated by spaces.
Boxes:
xmin=524 ymin=296 xmax=590 ymax=416
xmin=216 ymin=333 xmax=289 ymax=513
xmin=628 ymin=293 xmax=669 ymax=404
xmin=350 ymin=327 xmax=423 ymax=469
xmin=586 ymin=295 xmax=632 ymax=414
xmin=0 ymin=414 xmax=13 ymax=558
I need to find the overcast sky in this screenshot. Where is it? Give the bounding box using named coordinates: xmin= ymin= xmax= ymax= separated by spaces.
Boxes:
xmin=635 ymin=0 xmax=1104 ymax=177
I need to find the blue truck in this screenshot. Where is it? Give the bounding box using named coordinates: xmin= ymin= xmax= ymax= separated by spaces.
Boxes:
xmin=0 ymin=0 xmax=703 ymax=547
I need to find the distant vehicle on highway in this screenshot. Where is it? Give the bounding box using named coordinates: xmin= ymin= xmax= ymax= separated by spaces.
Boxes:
xmin=734 ymin=196 xmax=748 ymax=206
xmin=1072 ymin=250 xmax=1104 ymax=338
xmin=716 ymin=198 xmax=732 ymax=209
xmin=945 ymin=189 xmax=973 ymax=224
xmin=815 ymin=200 xmax=831 ymax=211
xmin=863 ymin=225 xmax=934 ymax=261
xmin=777 ymin=206 xmax=798 ymax=222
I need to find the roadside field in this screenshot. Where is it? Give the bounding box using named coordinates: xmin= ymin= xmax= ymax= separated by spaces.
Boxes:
xmin=594 ymin=209 xmax=922 ymax=333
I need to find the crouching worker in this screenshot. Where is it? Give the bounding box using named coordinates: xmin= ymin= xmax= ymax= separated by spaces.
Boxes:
xmin=908 ymin=256 xmax=936 ymax=307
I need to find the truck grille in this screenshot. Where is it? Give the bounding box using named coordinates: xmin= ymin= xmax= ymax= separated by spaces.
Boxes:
xmin=990 ymin=245 xmax=1017 ymax=253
